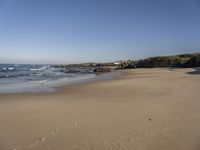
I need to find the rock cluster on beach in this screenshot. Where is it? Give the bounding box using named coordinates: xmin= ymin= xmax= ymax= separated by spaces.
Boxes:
xmin=93 ymin=67 xmax=111 ymax=73
xmin=52 ymin=62 xmax=117 ymax=73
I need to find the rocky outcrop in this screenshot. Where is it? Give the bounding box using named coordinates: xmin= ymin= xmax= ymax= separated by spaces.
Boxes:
xmin=93 ymin=67 xmax=111 ymax=73
xmin=52 ymin=52 xmax=200 ymax=71
xmin=184 ymin=53 xmax=200 ymax=67
xmin=53 ymin=62 xmax=116 ymax=68
xmin=117 ymin=60 xmax=137 ymax=69
xmin=135 ymin=53 xmax=200 ymax=68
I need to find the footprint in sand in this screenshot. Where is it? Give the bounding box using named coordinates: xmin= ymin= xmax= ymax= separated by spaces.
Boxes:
xmin=96 ymin=114 xmax=101 ymax=118
xmin=55 ymin=128 xmax=61 ymax=132
xmin=72 ymin=122 xmax=78 ymax=126
xmin=39 ymin=137 xmax=47 ymax=142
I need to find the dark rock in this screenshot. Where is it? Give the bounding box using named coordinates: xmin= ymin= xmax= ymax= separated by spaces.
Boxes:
xmin=185 ymin=53 xmax=200 ymax=67
xmin=93 ymin=67 xmax=111 ymax=73
xmin=117 ymin=60 xmax=137 ymax=69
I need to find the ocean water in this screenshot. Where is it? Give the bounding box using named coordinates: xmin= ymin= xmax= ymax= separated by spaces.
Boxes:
xmin=0 ymin=64 xmax=94 ymax=85
xmin=0 ymin=64 xmax=96 ymax=93
xmin=0 ymin=64 xmax=123 ymax=94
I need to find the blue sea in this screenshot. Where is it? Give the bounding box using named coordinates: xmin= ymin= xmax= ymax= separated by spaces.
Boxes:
xmin=0 ymin=64 xmax=94 ymax=85
xmin=0 ymin=64 xmax=123 ymax=94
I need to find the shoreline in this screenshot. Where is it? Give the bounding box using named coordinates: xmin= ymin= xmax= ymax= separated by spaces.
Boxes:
xmin=0 ymin=67 xmax=198 ymax=96
xmin=0 ymin=70 xmax=127 ymax=95
xmin=0 ymin=68 xmax=200 ymax=150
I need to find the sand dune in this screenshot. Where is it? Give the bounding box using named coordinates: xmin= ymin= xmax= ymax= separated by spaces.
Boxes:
xmin=0 ymin=68 xmax=200 ymax=150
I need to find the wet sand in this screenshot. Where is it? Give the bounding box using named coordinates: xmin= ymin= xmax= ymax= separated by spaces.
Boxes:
xmin=0 ymin=68 xmax=200 ymax=150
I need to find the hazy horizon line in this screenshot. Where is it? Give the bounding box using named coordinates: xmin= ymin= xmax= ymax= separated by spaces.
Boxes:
xmin=0 ymin=51 xmax=199 ymax=65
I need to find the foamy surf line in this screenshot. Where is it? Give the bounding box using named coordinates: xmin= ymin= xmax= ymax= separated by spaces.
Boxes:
xmin=0 ymin=71 xmax=125 ymax=94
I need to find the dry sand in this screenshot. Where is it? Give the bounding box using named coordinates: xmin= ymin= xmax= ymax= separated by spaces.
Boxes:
xmin=0 ymin=68 xmax=200 ymax=150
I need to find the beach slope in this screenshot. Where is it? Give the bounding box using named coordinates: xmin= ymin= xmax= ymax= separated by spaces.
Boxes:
xmin=0 ymin=68 xmax=200 ymax=150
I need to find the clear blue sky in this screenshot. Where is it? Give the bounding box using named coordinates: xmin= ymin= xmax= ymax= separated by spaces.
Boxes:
xmin=0 ymin=0 xmax=200 ymax=64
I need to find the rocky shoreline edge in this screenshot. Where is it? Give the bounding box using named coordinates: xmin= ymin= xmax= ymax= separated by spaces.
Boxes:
xmin=52 ymin=52 xmax=200 ymax=73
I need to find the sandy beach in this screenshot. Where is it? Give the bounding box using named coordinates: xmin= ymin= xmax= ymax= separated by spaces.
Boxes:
xmin=0 ymin=68 xmax=200 ymax=150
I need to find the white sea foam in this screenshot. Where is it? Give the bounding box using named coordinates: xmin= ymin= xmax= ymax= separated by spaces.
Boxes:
xmin=8 ymin=67 xmax=14 ymax=70
xmin=2 ymin=67 xmax=14 ymax=70
xmin=30 ymin=66 xmax=47 ymax=71
xmin=0 ymin=72 xmax=124 ymax=94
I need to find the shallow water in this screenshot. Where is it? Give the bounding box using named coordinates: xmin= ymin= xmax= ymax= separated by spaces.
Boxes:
xmin=187 ymin=67 xmax=200 ymax=75
xmin=0 ymin=64 xmax=124 ymax=94
xmin=0 ymin=64 xmax=94 ymax=85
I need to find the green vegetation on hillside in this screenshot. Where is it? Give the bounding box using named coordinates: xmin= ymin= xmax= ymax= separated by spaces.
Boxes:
xmin=119 ymin=53 xmax=200 ymax=69
xmin=53 ymin=53 xmax=200 ymax=72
